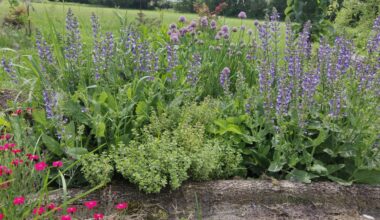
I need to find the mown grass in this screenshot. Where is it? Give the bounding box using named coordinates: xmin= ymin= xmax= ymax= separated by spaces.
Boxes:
xmin=0 ymin=1 xmax=284 ymax=42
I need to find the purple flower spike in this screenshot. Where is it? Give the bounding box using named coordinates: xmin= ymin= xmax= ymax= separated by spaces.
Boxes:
xmin=220 ymin=67 xmax=231 ymax=93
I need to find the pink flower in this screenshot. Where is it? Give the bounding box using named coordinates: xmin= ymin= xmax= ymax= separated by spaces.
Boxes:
xmin=0 ymin=213 xmax=4 ymax=220
xmin=52 ymin=161 xmax=63 ymax=167
xmin=4 ymin=143 xmax=16 ymax=148
xmin=11 ymin=159 xmax=24 ymax=166
xmin=11 ymin=149 xmax=22 ymax=154
xmin=33 ymin=206 xmax=45 ymax=215
xmin=115 ymin=202 xmax=128 ymax=210
xmin=0 ymin=133 xmax=12 ymax=140
xmin=13 ymin=196 xmax=25 ymax=205
xmin=27 ymin=154 xmax=39 ymax=161
xmin=93 ymin=213 xmax=104 ymax=220
xmin=0 ymin=166 xmax=12 ymax=175
xmin=84 ymin=200 xmax=98 ymax=209
xmin=47 ymin=203 xmax=56 ymax=210
xmin=34 ymin=162 xmax=48 ymax=171
xmin=67 ymin=206 xmax=77 ymax=214
xmin=61 ymin=215 xmax=72 ymax=220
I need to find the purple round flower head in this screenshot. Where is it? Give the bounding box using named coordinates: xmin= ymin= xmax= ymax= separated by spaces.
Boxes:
xmin=221 ymin=25 xmax=229 ymax=33
xmin=200 ymin=16 xmax=208 ymax=27
xmin=238 ymin=11 xmax=247 ymax=19
xmin=210 ymin=20 xmax=217 ymax=29
xmin=190 ymin=20 xmax=197 ymax=28
xmin=254 ymin=20 xmax=259 ymax=27
xmin=222 ymin=67 xmax=231 ymax=75
xmin=179 ymin=16 xmax=186 ymax=23
xmin=170 ymin=23 xmax=177 ymax=30
xmin=247 ymin=29 xmax=253 ymax=35
xmin=232 ymin=27 xmax=238 ymax=32
xmin=167 ymin=30 xmax=172 ymax=35
xmin=179 ymin=27 xmax=188 ymax=36
xmin=215 ymin=34 xmax=221 ymax=40
xmin=170 ymin=32 xmax=179 ymax=43
xmin=223 ymin=32 xmax=230 ymax=39
xmin=240 ymin=25 xmax=246 ymax=31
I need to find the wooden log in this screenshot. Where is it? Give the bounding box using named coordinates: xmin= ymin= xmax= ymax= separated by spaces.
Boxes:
xmin=53 ymin=180 xmax=380 ymax=219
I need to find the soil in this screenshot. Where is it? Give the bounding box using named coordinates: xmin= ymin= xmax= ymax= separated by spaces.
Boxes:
xmin=50 ymin=180 xmax=380 ymax=220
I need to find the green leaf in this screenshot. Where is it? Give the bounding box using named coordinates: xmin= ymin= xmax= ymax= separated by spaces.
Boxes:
xmin=224 ymin=124 xmax=243 ymax=135
xmin=286 ymin=169 xmax=318 ymax=183
xmin=65 ymin=147 xmax=88 ymax=160
xmin=312 ymin=129 xmax=328 ymax=146
xmin=98 ymin=91 xmax=108 ymax=104
xmin=32 ymin=109 xmax=47 ymax=127
xmin=135 ymin=101 xmax=148 ymax=117
xmin=327 ymin=175 xmax=352 ymax=186
xmin=64 ymin=122 xmax=76 ymax=148
xmin=353 ymin=169 xmax=380 ymax=184
xmin=96 ymin=121 xmax=106 ymax=138
xmin=268 ymin=160 xmax=285 ymax=172
xmin=0 ymin=117 xmax=10 ymax=128
xmin=42 ymin=134 xmax=64 ymax=156
xmin=309 ymin=164 xmax=328 ymax=174
xmin=326 ymin=164 xmax=345 ymax=175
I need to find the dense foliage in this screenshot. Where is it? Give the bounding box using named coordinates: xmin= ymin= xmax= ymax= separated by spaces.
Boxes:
xmin=1 ymin=8 xmax=380 ymax=194
xmin=334 ymin=0 xmax=380 ymax=49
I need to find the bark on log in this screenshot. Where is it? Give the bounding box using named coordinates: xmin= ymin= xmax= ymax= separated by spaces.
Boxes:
xmin=54 ymin=180 xmax=380 ymax=220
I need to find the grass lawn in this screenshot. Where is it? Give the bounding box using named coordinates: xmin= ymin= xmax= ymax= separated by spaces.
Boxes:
xmin=0 ymin=1 xmax=276 ymax=38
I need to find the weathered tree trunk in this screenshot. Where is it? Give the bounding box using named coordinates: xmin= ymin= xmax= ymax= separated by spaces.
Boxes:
xmin=55 ymin=180 xmax=380 ymax=219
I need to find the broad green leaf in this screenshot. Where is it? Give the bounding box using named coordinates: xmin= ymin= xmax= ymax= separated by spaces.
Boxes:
xmin=96 ymin=122 xmax=106 ymax=138
xmin=353 ymin=169 xmax=380 ymax=184
xmin=0 ymin=117 xmax=10 ymax=128
xmin=327 ymin=175 xmax=352 ymax=186
xmin=312 ymin=129 xmax=328 ymax=146
xmin=65 ymin=147 xmax=89 ymax=160
xmin=326 ymin=164 xmax=345 ymax=175
xmin=135 ymin=101 xmax=148 ymax=117
xmin=42 ymin=134 xmax=64 ymax=156
xmin=268 ymin=160 xmax=285 ymax=172
xmin=309 ymin=164 xmax=328 ymax=174
xmin=32 ymin=109 xmax=47 ymax=127
xmin=286 ymin=169 xmax=318 ymax=183
xmin=224 ymin=124 xmax=243 ymax=134
xmin=98 ymin=91 xmax=108 ymax=104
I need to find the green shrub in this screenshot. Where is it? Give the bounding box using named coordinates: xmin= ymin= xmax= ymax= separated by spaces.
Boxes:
xmin=111 ymin=100 xmax=243 ymax=193
xmin=334 ymin=0 xmax=380 ymax=49
xmin=81 ymin=152 xmax=114 ymax=186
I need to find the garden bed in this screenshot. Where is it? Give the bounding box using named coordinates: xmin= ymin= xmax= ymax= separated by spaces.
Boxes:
xmin=53 ymin=180 xmax=380 ymax=219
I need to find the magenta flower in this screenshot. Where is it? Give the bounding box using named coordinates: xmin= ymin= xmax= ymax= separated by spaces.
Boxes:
xmin=52 ymin=161 xmax=63 ymax=167
xmin=13 ymin=196 xmax=25 ymax=205
xmin=115 ymin=202 xmax=128 ymax=210
xmin=238 ymin=11 xmax=247 ymax=19
xmin=27 ymin=154 xmax=39 ymax=161
xmin=61 ymin=215 xmax=72 ymax=220
xmin=94 ymin=213 xmax=104 ymax=220
xmin=67 ymin=206 xmax=77 ymax=213
xmin=33 ymin=207 xmax=46 ymax=215
xmin=0 ymin=213 xmax=4 ymax=220
xmin=34 ymin=162 xmax=48 ymax=171
xmin=84 ymin=200 xmax=98 ymax=209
